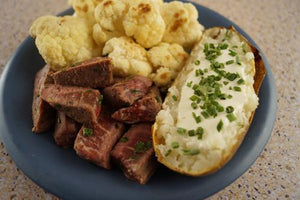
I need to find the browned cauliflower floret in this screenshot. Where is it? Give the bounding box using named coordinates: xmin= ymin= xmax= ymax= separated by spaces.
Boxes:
xmin=123 ymin=0 xmax=165 ymax=48
xmin=30 ymin=16 xmax=101 ymax=71
xmin=92 ymin=0 xmax=128 ymax=45
xmin=102 ymin=36 xmax=152 ymax=77
xmin=69 ymin=0 xmax=103 ymax=23
xmin=147 ymin=43 xmax=188 ymax=87
xmin=161 ymin=1 xmax=204 ymax=50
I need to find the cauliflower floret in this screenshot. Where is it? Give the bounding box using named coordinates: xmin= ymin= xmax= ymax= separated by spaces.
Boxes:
xmin=30 ymin=16 xmax=101 ymax=71
xmin=123 ymin=0 xmax=165 ymax=48
xmin=92 ymin=0 xmax=128 ymax=45
xmin=147 ymin=43 xmax=188 ymax=87
xmin=102 ymin=36 xmax=152 ymax=77
xmin=70 ymin=0 xmax=103 ymax=23
xmin=150 ymin=67 xmax=176 ymax=87
xmin=161 ymin=1 xmax=204 ymax=50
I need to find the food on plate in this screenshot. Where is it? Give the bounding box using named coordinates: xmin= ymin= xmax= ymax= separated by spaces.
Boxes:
xmin=29 ymin=0 xmax=265 ymax=185
xmin=92 ymin=0 xmax=128 ymax=45
xmin=54 ymin=111 xmax=81 ymax=148
xmin=147 ymin=43 xmax=188 ymax=87
xmin=112 ymin=86 xmax=162 ymax=123
xmin=32 ymin=65 xmax=56 ymax=133
xmin=102 ymin=36 xmax=152 ymax=77
xmin=123 ymin=0 xmax=165 ymax=48
xmin=41 ymin=84 xmax=102 ymax=126
xmin=74 ymin=107 xmax=125 ymax=169
xmin=29 ymin=16 xmax=102 ymax=71
xmin=161 ymin=1 xmax=204 ymax=50
xmin=102 ymin=75 xmax=152 ymax=108
xmin=51 ymin=57 xmax=113 ymax=88
xmin=111 ymin=123 xmax=158 ymax=184
xmin=152 ymin=27 xmax=266 ymax=176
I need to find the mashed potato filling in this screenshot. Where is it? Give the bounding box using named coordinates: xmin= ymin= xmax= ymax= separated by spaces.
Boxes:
xmin=154 ymin=28 xmax=258 ymax=174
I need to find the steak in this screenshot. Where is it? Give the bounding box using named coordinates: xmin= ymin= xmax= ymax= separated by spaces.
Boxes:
xmin=32 ymin=65 xmax=56 ymax=133
xmin=54 ymin=111 xmax=81 ymax=148
xmin=41 ymin=84 xmax=101 ymax=126
xmin=112 ymin=86 xmax=162 ymax=124
xmin=102 ymin=75 xmax=152 ymax=108
xmin=111 ymin=123 xmax=158 ymax=184
xmin=51 ymin=57 xmax=113 ymax=88
xmin=74 ymin=107 xmax=125 ymax=169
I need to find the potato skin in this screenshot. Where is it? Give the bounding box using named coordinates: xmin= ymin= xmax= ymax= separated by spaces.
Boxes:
xmin=152 ymin=26 xmax=266 ymax=177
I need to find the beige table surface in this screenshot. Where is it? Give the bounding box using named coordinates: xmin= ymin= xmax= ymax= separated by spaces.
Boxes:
xmin=0 ymin=0 xmax=299 ymax=199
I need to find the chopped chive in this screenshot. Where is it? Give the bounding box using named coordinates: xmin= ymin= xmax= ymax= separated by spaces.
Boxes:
xmin=204 ymin=68 xmax=208 ymax=73
xmin=190 ymin=95 xmax=199 ymax=102
xmin=229 ymin=50 xmax=237 ymax=56
xmin=226 ymin=106 xmax=234 ymax=113
xmin=192 ymin=112 xmax=201 ymax=123
xmin=236 ymin=56 xmax=242 ymax=65
xmin=171 ymin=142 xmax=180 ymax=149
xmin=226 ymin=73 xmax=238 ymax=81
xmin=232 ymin=45 xmax=238 ymax=48
xmin=188 ymin=130 xmax=196 ymax=136
xmin=219 ymin=43 xmax=229 ymax=50
xmin=187 ymin=81 xmax=193 ymax=87
xmin=177 ymin=127 xmax=187 ymax=135
xmin=165 ymin=149 xmax=172 ymax=157
xmin=217 ymin=120 xmax=223 ymax=132
xmin=172 ymin=95 xmax=178 ymax=101
xmin=237 ymin=79 xmax=245 ymax=85
xmin=242 ymin=43 xmax=247 ymax=53
xmin=223 ymin=81 xmax=229 ymax=85
xmin=217 ymin=105 xmax=224 ymax=112
xmin=98 ymin=94 xmax=103 ymax=105
xmin=226 ymin=113 xmax=236 ymax=122
xmin=134 ymin=141 xmax=152 ymax=154
xmin=194 ymin=60 xmax=200 ymax=65
xmin=226 ymin=60 xmax=234 ymax=65
xmin=201 ymin=111 xmax=210 ymax=119
xmin=120 ymin=137 xmax=128 ymax=143
xmin=233 ymin=86 xmax=242 ymax=92
xmin=182 ymin=149 xmax=200 ymax=156
xmin=83 ymin=128 xmax=93 ymax=137
xmin=191 ymin=102 xmax=198 ymax=109
xmin=227 ymin=94 xmax=233 ymax=99
xmin=196 ymin=127 xmax=204 ymax=139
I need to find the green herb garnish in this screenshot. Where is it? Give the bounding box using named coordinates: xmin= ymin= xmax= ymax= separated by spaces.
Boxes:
xmin=120 ymin=137 xmax=128 ymax=143
xmin=217 ymin=120 xmax=223 ymax=132
xmin=172 ymin=95 xmax=178 ymax=101
xmin=171 ymin=142 xmax=180 ymax=149
xmin=182 ymin=149 xmax=200 ymax=156
xmin=194 ymin=60 xmax=200 ymax=65
xmin=226 ymin=60 xmax=234 ymax=65
xmin=226 ymin=106 xmax=234 ymax=113
xmin=233 ymin=86 xmax=242 ymax=92
xmin=177 ymin=127 xmax=187 ymax=135
xmin=165 ymin=149 xmax=172 ymax=157
xmin=83 ymin=128 xmax=93 ymax=137
xmin=98 ymin=94 xmax=103 ymax=105
xmin=226 ymin=113 xmax=236 ymax=122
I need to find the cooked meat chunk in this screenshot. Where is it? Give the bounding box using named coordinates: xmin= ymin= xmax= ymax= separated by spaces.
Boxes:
xmin=41 ymin=84 xmax=101 ymax=126
xmin=54 ymin=111 xmax=81 ymax=148
xmin=112 ymin=86 xmax=162 ymax=124
xmin=111 ymin=123 xmax=158 ymax=184
xmin=102 ymin=75 xmax=152 ymax=108
xmin=51 ymin=57 xmax=113 ymax=88
xmin=32 ymin=65 xmax=56 ymax=133
xmin=74 ymin=107 xmax=125 ymax=169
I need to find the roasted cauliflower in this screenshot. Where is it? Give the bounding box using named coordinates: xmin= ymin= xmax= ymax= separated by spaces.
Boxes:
xmin=30 ymin=16 xmax=101 ymax=71
xmin=102 ymin=36 xmax=152 ymax=77
xmin=92 ymin=0 xmax=128 ymax=45
xmin=147 ymin=42 xmax=188 ymax=87
xmin=123 ymin=0 xmax=165 ymax=48
xmin=69 ymin=0 xmax=102 ymax=23
xmin=161 ymin=1 xmax=204 ymax=50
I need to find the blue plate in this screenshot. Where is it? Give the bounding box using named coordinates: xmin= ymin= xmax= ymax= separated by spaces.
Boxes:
xmin=0 ymin=1 xmax=276 ymax=199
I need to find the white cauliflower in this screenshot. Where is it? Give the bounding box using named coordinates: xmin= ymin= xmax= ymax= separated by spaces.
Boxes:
xmin=69 ymin=0 xmax=103 ymax=23
xmin=30 ymin=16 xmax=102 ymax=71
xmin=102 ymin=36 xmax=152 ymax=77
xmin=123 ymin=0 xmax=165 ymax=48
xmin=92 ymin=0 xmax=128 ymax=45
xmin=161 ymin=1 xmax=204 ymax=50
xmin=147 ymin=43 xmax=188 ymax=87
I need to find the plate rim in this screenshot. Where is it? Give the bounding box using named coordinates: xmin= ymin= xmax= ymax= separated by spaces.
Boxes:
xmin=0 ymin=1 xmax=277 ymax=199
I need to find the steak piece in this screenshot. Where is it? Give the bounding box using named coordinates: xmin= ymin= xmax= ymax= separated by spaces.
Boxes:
xmin=32 ymin=65 xmax=56 ymax=133
xmin=112 ymin=86 xmax=162 ymax=124
xmin=111 ymin=123 xmax=158 ymax=184
xmin=74 ymin=107 xmax=125 ymax=169
xmin=102 ymin=75 xmax=152 ymax=108
xmin=41 ymin=84 xmax=101 ymax=126
xmin=51 ymin=57 xmax=113 ymax=88
xmin=54 ymin=111 xmax=81 ymax=148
